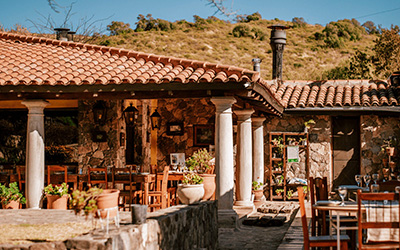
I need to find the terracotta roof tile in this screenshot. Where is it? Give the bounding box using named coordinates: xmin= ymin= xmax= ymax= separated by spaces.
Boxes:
xmin=0 ymin=32 xmax=264 ymax=88
xmin=264 ymin=80 xmax=400 ymax=109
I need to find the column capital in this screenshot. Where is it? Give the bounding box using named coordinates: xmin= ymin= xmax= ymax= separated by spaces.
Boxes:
xmin=252 ymin=117 xmax=266 ymax=127
xmin=234 ymin=109 xmax=254 ymax=120
xmin=22 ymin=100 xmax=49 ymax=113
xmin=211 ymin=97 xmax=236 ymax=112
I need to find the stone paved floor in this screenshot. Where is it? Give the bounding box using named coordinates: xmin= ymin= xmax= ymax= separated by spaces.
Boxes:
xmin=218 ymin=201 xmax=307 ymax=250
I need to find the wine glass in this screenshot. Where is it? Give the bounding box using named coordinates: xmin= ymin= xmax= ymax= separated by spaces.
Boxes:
xmin=338 ymin=186 xmax=347 ymax=206
xmin=372 ymin=174 xmax=379 ymax=184
xmin=172 ymin=164 xmax=178 ymax=172
xmin=371 ymin=184 xmax=379 ymax=193
xmin=395 ymin=186 xmax=400 ymax=194
xmin=355 ymin=175 xmax=362 ymax=187
xmin=363 ymin=174 xmax=371 ymax=188
xmin=135 ymin=165 xmax=140 ymax=173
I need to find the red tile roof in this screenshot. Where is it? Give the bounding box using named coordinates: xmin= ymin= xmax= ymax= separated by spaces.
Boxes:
xmin=0 ymin=32 xmax=259 ymax=86
xmin=264 ymin=80 xmax=400 ymax=109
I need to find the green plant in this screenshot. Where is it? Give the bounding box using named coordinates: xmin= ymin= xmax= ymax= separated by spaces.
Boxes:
xmin=182 ymin=172 xmax=204 ymax=185
xmin=185 ymin=148 xmax=213 ymax=173
xmin=286 ymin=189 xmax=294 ymax=199
xmin=252 ymin=181 xmax=263 ymax=191
xmin=69 ymin=187 xmax=103 ymax=217
xmin=0 ymin=182 xmax=26 ymax=205
xmin=275 ymin=188 xmax=284 ymax=196
xmin=304 ymin=119 xmax=316 ymax=129
xmin=43 ymin=183 xmax=68 ymax=196
xmin=275 ymin=175 xmax=284 ymax=185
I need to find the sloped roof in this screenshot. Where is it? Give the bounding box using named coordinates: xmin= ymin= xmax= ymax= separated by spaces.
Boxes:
xmin=0 ymin=32 xmax=283 ymax=115
xmin=264 ymin=80 xmax=400 ymax=112
xmin=0 ymin=32 xmax=283 ymax=114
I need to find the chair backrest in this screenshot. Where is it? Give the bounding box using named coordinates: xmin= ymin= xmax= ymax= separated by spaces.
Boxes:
xmin=297 ymin=186 xmax=310 ymax=248
xmin=112 ymin=166 xmax=132 ymax=186
xmin=150 ymin=165 xmax=158 ymax=174
xmin=160 ymin=166 xmax=170 ymax=209
xmin=88 ymin=167 xmax=108 ymax=188
xmin=378 ymin=180 xmax=400 ymax=192
xmin=16 ymin=165 xmax=25 ymax=191
xmin=309 ymin=177 xmax=328 ymax=236
xmin=47 ymin=165 xmax=68 ymax=185
xmin=357 ymin=189 xmax=400 ymax=249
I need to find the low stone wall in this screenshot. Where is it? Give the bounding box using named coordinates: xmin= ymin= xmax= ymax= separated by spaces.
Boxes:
xmin=0 ymin=201 xmax=218 ymax=250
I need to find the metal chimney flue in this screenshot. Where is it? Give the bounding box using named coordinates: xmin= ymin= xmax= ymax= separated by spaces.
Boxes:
xmin=54 ymin=28 xmax=70 ymax=41
xmin=268 ymin=24 xmax=289 ymax=81
xmin=252 ymin=58 xmax=262 ymax=72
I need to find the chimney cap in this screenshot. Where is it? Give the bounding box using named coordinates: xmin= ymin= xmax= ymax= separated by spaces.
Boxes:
xmin=268 ymin=24 xmax=290 ymax=30
xmin=54 ymin=27 xmax=70 ymax=32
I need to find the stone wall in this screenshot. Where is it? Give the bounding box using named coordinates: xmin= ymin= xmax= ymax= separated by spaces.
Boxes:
xmin=360 ymin=115 xmax=400 ymax=174
xmin=0 ymin=202 xmax=218 ymax=250
xmin=156 ymin=98 xmax=215 ymax=168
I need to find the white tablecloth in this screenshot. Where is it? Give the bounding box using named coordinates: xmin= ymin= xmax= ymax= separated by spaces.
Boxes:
xmin=366 ymin=201 xmax=399 ymax=242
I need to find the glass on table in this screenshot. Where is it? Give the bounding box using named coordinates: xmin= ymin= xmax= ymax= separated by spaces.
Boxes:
xmin=135 ymin=165 xmax=140 ymax=173
xmin=372 ymin=174 xmax=379 ymax=184
xmin=363 ymin=174 xmax=371 ymax=188
xmin=371 ymin=184 xmax=379 ymax=193
xmin=355 ymin=174 xmax=363 ymax=187
xmin=338 ymin=186 xmax=347 ymax=206
xmin=395 ymin=186 xmax=400 ymax=194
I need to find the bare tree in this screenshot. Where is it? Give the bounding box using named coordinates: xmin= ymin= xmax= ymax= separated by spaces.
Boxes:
xmin=206 ymin=0 xmax=237 ymax=17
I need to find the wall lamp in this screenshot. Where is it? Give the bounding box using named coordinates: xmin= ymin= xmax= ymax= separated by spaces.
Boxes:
xmin=150 ymin=109 xmax=161 ymax=130
xmin=123 ymin=103 xmax=139 ymax=127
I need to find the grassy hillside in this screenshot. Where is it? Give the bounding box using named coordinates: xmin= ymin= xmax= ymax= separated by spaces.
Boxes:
xmin=92 ymin=16 xmax=378 ymax=81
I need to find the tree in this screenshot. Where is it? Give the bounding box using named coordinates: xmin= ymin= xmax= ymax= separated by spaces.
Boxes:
xmin=107 ymin=21 xmax=132 ymax=36
xmin=362 ymin=21 xmax=380 ymax=35
xmin=373 ymin=26 xmax=400 ymax=77
xmin=322 ymin=19 xmax=366 ymax=48
xmin=206 ymin=0 xmax=237 ymax=17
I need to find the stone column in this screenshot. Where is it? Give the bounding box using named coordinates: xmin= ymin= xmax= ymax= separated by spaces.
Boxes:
xmin=234 ymin=109 xmax=254 ymax=207
xmin=22 ymin=100 xmax=49 ymax=209
xmin=210 ymin=97 xmax=238 ymax=228
xmin=252 ymin=117 xmax=266 ymax=201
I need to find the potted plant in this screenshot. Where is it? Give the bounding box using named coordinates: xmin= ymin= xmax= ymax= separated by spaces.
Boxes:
xmin=382 ymin=138 xmax=396 ymax=156
xmin=252 ymin=181 xmax=264 ymax=201
xmin=44 ymin=183 xmax=69 ymax=209
xmin=0 ymin=182 xmax=26 ymax=209
xmin=304 ymin=119 xmax=315 ymax=133
xmin=177 ymin=172 xmax=204 ymax=205
xmin=69 ymin=187 xmax=119 ymax=218
xmin=271 ymin=136 xmax=284 ymax=158
xmin=275 ymin=188 xmax=284 ymax=197
xmin=185 ymin=149 xmax=215 ymax=200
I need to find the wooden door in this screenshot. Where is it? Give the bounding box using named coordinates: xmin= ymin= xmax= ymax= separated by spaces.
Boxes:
xmin=332 ymin=116 xmax=360 ymax=188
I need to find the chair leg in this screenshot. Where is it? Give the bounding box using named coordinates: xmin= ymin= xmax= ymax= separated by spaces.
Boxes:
xmin=340 ymin=241 xmax=348 ymax=250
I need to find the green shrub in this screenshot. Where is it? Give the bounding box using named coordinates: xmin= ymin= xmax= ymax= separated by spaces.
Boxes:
xmin=107 ymin=21 xmax=133 ymax=36
xmin=232 ymin=24 xmax=252 ymax=38
xmin=292 ymin=17 xmax=307 ymax=28
xmin=322 ymin=19 xmax=366 ymax=48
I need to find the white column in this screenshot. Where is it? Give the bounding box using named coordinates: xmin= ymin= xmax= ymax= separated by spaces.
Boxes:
xmin=252 ymin=117 xmax=266 ymax=201
xmin=211 ymin=97 xmax=238 ymax=228
xmin=234 ymin=109 xmax=254 ymax=207
xmin=22 ymin=100 xmax=49 ymax=209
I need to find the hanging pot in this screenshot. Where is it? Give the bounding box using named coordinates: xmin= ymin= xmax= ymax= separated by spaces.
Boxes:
xmin=46 ymin=194 xmax=68 ymax=209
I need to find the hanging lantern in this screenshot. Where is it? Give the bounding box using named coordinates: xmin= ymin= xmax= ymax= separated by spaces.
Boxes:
xmin=123 ymin=103 xmax=139 ymax=126
xmin=150 ymin=109 xmax=161 ymax=130
xmin=93 ymin=101 xmax=107 ymax=125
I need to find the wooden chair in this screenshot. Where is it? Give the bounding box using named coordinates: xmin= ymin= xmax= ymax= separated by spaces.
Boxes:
xmin=298 ymin=187 xmax=350 ymax=250
xmin=88 ymin=167 xmax=108 ymax=189
xmin=357 ymin=190 xmax=400 ymax=250
xmin=112 ymin=166 xmax=141 ymax=211
xmin=16 ymin=165 xmax=25 ymax=191
xmin=47 ymin=165 xmax=68 ymax=185
xmin=148 ymin=166 xmax=169 ymax=212
xmin=309 ymin=177 xmax=329 ymax=236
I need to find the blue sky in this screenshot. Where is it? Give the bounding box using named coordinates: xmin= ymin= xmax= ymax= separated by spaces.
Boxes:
xmin=1 ymin=0 xmax=400 ymax=34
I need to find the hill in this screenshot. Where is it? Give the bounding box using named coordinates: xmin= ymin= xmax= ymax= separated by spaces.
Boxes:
xmin=91 ymin=15 xmax=378 ymax=81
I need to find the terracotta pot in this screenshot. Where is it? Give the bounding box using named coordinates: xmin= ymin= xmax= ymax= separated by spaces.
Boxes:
xmin=2 ymin=200 xmax=20 ymax=209
xmin=96 ymin=189 xmax=119 ymax=218
xmin=253 ymin=189 xmax=264 ymax=201
xmin=199 ymin=174 xmax=216 ymax=201
xmin=177 ymin=184 xmax=204 ymax=205
xmin=46 ymin=194 xmax=68 ymax=210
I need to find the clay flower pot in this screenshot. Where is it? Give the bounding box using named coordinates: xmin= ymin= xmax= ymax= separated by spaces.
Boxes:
xmin=46 ymin=194 xmax=68 ymax=209
xmin=199 ymin=174 xmax=216 ymax=201
xmin=177 ymin=184 xmax=204 ymax=205
xmin=96 ymin=189 xmax=119 ymax=218
xmin=386 ymin=147 xmax=395 ymax=156
xmin=253 ymin=189 xmax=264 ymax=201
xmin=2 ymin=200 xmax=20 ymax=209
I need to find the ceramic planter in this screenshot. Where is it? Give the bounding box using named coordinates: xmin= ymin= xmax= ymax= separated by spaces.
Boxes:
xmin=96 ymin=189 xmax=119 ymax=218
xmin=177 ymin=184 xmax=204 ymax=205
xmin=253 ymin=189 xmax=264 ymax=201
xmin=386 ymin=147 xmax=395 ymax=156
xmin=2 ymin=200 xmax=20 ymax=209
xmin=46 ymin=194 xmax=68 ymax=209
xmin=199 ymin=174 xmax=216 ymax=201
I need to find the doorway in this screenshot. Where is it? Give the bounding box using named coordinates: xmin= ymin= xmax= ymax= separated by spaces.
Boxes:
xmin=332 ymin=116 xmax=360 ymax=188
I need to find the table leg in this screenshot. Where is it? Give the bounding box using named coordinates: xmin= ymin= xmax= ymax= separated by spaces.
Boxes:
xmin=144 ymin=182 xmax=149 ymax=205
xmin=337 ymin=211 xmax=341 ymax=250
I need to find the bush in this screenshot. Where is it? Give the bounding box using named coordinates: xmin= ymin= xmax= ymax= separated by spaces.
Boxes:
xmin=135 ymin=14 xmax=174 ymax=32
xmin=322 ymin=19 xmax=366 ymax=48
xmin=235 ymin=12 xmax=262 ymax=23
xmin=362 ymin=21 xmax=380 ymax=34
xmin=292 ymin=17 xmax=307 ymax=28
xmin=232 ymin=24 xmax=252 ymax=38
xmin=107 ymin=21 xmax=133 ymax=36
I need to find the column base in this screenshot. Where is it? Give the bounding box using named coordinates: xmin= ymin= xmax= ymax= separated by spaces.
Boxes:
xmin=218 ymin=209 xmax=239 ymax=228
xmin=234 ymin=200 xmax=255 ymax=209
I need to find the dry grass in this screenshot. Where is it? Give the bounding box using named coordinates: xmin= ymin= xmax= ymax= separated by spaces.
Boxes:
xmin=0 ymin=222 xmax=96 ymax=245
xmin=92 ymin=18 xmax=377 ymax=81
